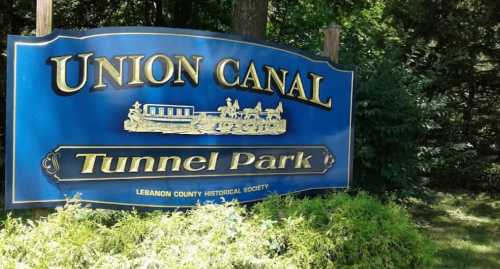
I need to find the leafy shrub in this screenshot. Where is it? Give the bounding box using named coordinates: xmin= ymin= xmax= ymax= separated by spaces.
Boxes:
xmin=0 ymin=193 xmax=434 ymax=268
xmin=267 ymin=0 xmax=426 ymax=196
xmin=253 ymin=192 xmax=435 ymax=268
xmin=352 ymin=59 xmax=423 ymax=195
xmin=0 ymin=200 xmax=295 ymax=268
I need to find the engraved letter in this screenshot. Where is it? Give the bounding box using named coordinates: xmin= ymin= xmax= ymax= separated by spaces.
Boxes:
xmin=294 ymin=152 xmax=312 ymax=169
xmin=174 ymin=55 xmax=203 ymax=85
xmin=76 ymin=153 xmax=107 ymax=174
xmin=309 ymin=73 xmax=332 ymax=109
xmin=215 ymin=58 xmax=240 ymax=87
xmin=94 ymin=56 xmax=127 ymax=89
xmin=230 ymin=152 xmax=255 ymax=170
xmin=241 ymin=62 xmax=263 ymax=90
xmin=144 ymin=54 xmax=174 ymax=85
xmin=128 ymin=55 xmax=145 ymax=86
xmin=207 ymin=152 xmax=219 ymax=171
xmin=157 ymin=156 xmax=181 ymax=172
xmin=130 ymin=156 xmax=155 ymax=172
xmin=101 ymin=157 xmax=129 ymax=173
xmin=183 ymin=156 xmax=207 ymax=172
xmin=50 ymin=53 xmax=92 ymax=94
xmin=278 ymin=155 xmax=295 ymax=169
xmin=287 ymin=72 xmax=308 ymax=101
xmin=256 ymin=155 xmax=277 ymax=170
xmin=264 ymin=66 xmax=288 ymax=94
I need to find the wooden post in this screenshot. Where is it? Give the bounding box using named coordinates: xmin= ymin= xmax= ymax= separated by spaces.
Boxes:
xmin=36 ymin=0 xmax=52 ymax=36
xmin=322 ymin=23 xmax=341 ymax=63
xmin=33 ymin=0 xmax=53 ymax=219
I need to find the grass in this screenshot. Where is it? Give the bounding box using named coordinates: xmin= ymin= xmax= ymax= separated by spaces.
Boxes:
xmin=408 ymin=190 xmax=500 ymax=269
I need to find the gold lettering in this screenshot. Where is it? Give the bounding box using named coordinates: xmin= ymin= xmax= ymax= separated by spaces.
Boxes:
xmin=75 ymin=153 xmax=107 ymax=174
xmin=144 ymin=54 xmax=174 ymax=85
xmin=215 ymin=58 xmax=240 ymax=87
xmin=264 ymin=66 xmax=287 ymax=94
xmin=183 ymin=156 xmax=207 ymax=172
xmin=278 ymin=155 xmax=295 ymax=168
xmin=130 ymin=156 xmax=155 ymax=172
xmin=207 ymin=152 xmax=219 ymax=171
xmin=174 ymin=55 xmax=203 ymax=85
xmin=157 ymin=156 xmax=181 ymax=172
xmin=128 ymin=55 xmax=145 ymax=86
xmin=309 ymin=73 xmax=331 ymax=109
xmin=50 ymin=53 xmax=92 ymax=93
xmin=101 ymin=157 xmax=128 ymax=173
xmin=255 ymin=155 xmax=277 ymax=170
xmin=230 ymin=152 xmax=255 ymax=170
xmin=94 ymin=56 xmax=127 ymax=89
xmin=287 ymin=72 xmax=308 ymax=101
xmin=294 ymin=152 xmax=312 ymax=169
xmin=240 ymin=62 xmax=263 ymax=90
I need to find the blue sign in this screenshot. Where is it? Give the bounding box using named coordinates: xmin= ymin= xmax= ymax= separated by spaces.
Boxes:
xmin=5 ymin=27 xmax=354 ymax=209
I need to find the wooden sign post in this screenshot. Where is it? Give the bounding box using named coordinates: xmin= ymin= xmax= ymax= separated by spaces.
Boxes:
xmin=322 ymin=23 xmax=341 ymax=63
xmin=36 ymin=0 xmax=52 ymax=36
xmin=33 ymin=0 xmax=52 ymax=218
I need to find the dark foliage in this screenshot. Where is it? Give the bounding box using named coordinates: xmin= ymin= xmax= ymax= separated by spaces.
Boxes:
xmin=1 ymin=0 xmax=498 ymax=203
xmin=267 ymin=0 xmax=424 ymax=195
xmin=387 ymin=0 xmax=500 ymax=191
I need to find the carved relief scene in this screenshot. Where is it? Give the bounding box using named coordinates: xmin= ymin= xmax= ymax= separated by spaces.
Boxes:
xmin=124 ymin=97 xmax=286 ymax=135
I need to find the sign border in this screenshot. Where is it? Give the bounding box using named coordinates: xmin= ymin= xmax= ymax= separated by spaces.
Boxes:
xmin=5 ymin=27 xmax=355 ymax=209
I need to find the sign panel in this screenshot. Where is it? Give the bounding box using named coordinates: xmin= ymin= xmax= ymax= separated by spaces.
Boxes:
xmin=5 ymin=27 xmax=354 ymax=209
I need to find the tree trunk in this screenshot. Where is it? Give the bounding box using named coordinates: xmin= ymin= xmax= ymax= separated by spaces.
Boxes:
xmin=153 ymin=0 xmax=164 ymax=26
xmin=171 ymin=0 xmax=193 ymax=28
xmin=144 ymin=0 xmax=151 ymax=26
xmin=33 ymin=0 xmax=53 ymax=218
xmin=231 ymin=0 xmax=268 ymax=40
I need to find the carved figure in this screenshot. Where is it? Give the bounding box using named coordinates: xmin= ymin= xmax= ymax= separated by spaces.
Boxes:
xmin=265 ymin=102 xmax=283 ymax=120
xmin=242 ymin=102 xmax=262 ymax=120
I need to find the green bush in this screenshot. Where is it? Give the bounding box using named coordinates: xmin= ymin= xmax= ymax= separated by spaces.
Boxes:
xmin=352 ymin=59 xmax=423 ymax=195
xmin=0 ymin=193 xmax=434 ymax=268
xmin=267 ymin=0 xmax=425 ymax=196
xmin=253 ymin=192 xmax=435 ymax=268
xmin=0 ymin=201 xmax=295 ymax=268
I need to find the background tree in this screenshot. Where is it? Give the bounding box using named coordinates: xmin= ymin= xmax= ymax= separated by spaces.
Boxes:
xmin=388 ymin=0 xmax=500 ymax=191
xmin=267 ymin=0 xmax=424 ymax=195
xmin=231 ymin=0 xmax=268 ymax=40
xmin=1 ymin=0 xmax=499 ymax=204
xmin=50 ymin=0 xmax=232 ymax=31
